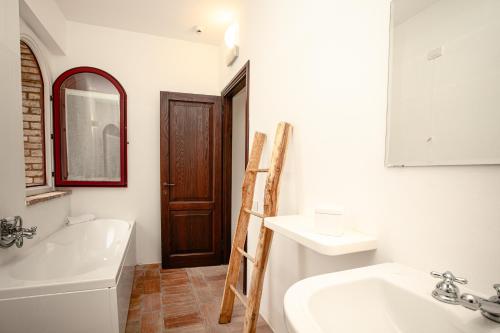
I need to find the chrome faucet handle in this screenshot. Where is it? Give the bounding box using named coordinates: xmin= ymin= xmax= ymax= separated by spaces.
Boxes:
xmin=431 ymin=271 xmax=468 ymax=284
xmin=0 ymin=216 xmax=36 ymax=249
xmin=431 ymin=270 xmax=467 ymax=304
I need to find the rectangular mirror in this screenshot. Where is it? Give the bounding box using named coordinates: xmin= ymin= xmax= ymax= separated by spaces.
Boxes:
xmin=386 ymin=0 xmax=500 ymax=166
xmin=53 ymin=67 xmax=127 ymax=187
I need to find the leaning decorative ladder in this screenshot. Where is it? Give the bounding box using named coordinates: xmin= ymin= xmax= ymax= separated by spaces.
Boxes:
xmin=219 ymin=121 xmax=292 ymax=333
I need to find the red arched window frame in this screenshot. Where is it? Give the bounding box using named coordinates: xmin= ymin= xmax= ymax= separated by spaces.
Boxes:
xmin=53 ymin=66 xmax=127 ymax=187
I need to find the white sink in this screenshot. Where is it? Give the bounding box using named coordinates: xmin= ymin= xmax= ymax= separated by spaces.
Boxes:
xmin=284 ymin=263 xmax=500 ymax=333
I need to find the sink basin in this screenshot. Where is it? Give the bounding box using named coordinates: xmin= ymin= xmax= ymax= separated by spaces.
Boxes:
xmin=284 ymin=263 xmax=500 ymax=333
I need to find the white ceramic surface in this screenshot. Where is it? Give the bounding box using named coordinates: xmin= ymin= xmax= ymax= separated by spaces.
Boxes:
xmin=284 ymin=263 xmax=500 ymax=333
xmin=264 ymin=215 xmax=377 ymax=256
xmin=0 ymin=219 xmax=136 ymax=333
xmin=0 ymin=219 xmax=132 ymax=299
xmin=314 ymin=208 xmax=345 ymax=236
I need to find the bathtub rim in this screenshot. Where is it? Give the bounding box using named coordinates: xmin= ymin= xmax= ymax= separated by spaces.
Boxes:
xmin=0 ymin=219 xmax=135 ymax=300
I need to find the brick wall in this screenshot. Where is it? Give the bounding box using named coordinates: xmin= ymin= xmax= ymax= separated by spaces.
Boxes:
xmin=20 ymin=41 xmax=46 ymax=187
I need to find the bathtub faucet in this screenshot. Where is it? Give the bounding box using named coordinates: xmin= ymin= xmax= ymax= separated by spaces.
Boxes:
xmin=0 ymin=216 xmax=37 ymax=248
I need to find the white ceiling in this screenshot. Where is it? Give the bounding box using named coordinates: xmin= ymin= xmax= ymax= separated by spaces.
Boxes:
xmin=55 ymin=0 xmax=242 ymax=45
xmin=392 ymin=0 xmax=441 ymax=25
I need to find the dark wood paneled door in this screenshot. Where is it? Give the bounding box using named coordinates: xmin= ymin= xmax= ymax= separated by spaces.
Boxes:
xmin=160 ymin=92 xmax=222 ymax=268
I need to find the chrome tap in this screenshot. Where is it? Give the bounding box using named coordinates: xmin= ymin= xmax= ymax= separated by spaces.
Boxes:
xmin=460 ymin=284 xmax=500 ymax=323
xmin=0 ymin=216 xmax=37 ymax=248
xmin=431 ymin=270 xmax=500 ymax=324
xmin=431 ymin=270 xmax=468 ymax=304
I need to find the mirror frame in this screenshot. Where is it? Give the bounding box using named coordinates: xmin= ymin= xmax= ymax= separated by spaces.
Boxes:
xmin=52 ymin=66 xmax=127 ymax=187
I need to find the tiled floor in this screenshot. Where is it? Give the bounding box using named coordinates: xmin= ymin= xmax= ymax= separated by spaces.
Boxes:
xmin=125 ymin=264 xmax=273 ymax=333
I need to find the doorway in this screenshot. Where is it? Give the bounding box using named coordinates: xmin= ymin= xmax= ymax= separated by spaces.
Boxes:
xmin=221 ymin=61 xmax=250 ymax=292
xmin=159 ymin=62 xmax=250 ymax=284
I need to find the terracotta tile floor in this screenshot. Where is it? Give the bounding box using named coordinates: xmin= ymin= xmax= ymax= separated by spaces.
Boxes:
xmin=125 ymin=264 xmax=273 ymax=333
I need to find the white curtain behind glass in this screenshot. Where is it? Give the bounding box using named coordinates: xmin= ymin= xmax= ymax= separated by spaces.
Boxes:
xmin=65 ymin=89 xmax=120 ymax=181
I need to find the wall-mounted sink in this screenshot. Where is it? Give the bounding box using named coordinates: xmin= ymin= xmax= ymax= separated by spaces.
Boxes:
xmin=284 ymin=263 xmax=500 ymax=333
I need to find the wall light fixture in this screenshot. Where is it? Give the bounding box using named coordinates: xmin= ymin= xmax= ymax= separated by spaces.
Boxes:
xmin=224 ymin=23 xmax=239 ymax=66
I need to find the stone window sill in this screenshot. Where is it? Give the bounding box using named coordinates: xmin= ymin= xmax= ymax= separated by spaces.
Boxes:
xmin=26 ymin=190 xmax=71 ymax=206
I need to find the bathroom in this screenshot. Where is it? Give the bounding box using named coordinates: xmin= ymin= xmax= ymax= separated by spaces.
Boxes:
xmin=1 ymin=0 xmax=500 ymax=332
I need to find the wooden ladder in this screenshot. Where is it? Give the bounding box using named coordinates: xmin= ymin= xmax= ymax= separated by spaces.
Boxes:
xmin=219 ymin=122 xmax=292 ymax=333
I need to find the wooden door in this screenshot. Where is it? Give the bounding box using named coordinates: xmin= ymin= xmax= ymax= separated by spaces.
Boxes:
xmin=160 ymin=92 xmax=222 ymax=268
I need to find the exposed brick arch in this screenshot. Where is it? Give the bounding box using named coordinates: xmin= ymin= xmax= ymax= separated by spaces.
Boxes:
xmin=20 ymin=41 xmax=46 ymax=187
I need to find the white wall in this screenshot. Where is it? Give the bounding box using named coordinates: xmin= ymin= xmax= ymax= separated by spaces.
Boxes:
xmin=0 ymin=0 xmax=70 ymax=266
xmin=231 ymin=89 xmax=246 ymax=240
xmin=49 ymin=21 xmax=221 ymax=264
xmin=19 ymin=0 xmax=67 ymax=54
xmin=220 ymin=0 xmax=500 ymax=332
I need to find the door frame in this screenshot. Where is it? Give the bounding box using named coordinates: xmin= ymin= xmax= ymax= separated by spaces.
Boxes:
xmin=221 ymin=61 xmax=250 ymax=292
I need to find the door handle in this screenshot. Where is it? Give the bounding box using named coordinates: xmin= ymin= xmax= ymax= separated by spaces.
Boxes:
xmin=163 ymin=183 xmax=176 ymax=187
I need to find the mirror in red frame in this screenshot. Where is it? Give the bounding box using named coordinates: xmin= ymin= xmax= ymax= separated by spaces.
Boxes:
xmin=53 ymin=67 xmax=127 ymax=187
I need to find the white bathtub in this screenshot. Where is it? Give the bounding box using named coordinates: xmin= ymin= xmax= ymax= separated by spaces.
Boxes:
xmin=0 ymin=219 xmax=136 ymax=333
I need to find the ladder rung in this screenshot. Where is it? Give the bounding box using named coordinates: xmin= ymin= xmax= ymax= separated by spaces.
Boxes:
xmin=247 ymin=168 xmax=269 ymax=173
xmin=236 ymin=247 xmax=255 ymax=263
xmin=243 ymin=208 xmax=265 ymax=219
xmin=230 ymin=284 xmax=247 ymax=308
